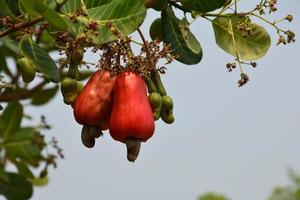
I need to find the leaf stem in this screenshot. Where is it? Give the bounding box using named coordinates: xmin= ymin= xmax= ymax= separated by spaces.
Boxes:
xmin=234 ymin=0 xmax=238 ymax=13
xmin=80 ymin=0 xmax=88 ymax=13
xmin=228 ymin=18 xmax=243 ymax=74
xmin=129 ymin=38 xmax=143 ymax=46
xmin=219 ymin=0 xmax=241 ymax=14
xmin=200 ymin=15 xmax=213 ymax=23
xmin=202 ymin=13 xmax=231 ymax=18
xmin=251 ymin=13 xmax=286 ymax=34
xmin=198 ymin=14 xmax=230 ymax=23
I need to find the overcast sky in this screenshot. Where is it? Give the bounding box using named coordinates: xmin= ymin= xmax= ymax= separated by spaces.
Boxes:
xmin=11 ymin=1 xmax=300 ymax=200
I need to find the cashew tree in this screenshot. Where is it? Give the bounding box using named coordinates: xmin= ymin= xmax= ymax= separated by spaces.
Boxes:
xmin=0 ymin=0 xmax=296 ymax=199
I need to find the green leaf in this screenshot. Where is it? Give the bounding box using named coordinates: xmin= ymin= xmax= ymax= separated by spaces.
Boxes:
xmin=64 ymin=0 xmax=146 ymax=44
xmin=85 ymin=0 xmax=113 ymax=9
xmin=1 ymin=37 xmax=20 ymax=55
xmin=0 ymin=102 xmax=23 ymax=141
xmin=180 ymin=19 xmax=202 ymax=55
xmin=0 ymin=0 xmax=14 ymax=17
xmin=4 ymin=0 xmax=21 ymax=16
xmin=16 ymin=162 xmax=34 ymax=179
xmin=38 ymin=30 xmax=56 ymax=50
xmin=18 ymin=0 xmax=39 ymax=16
xmin=59 ymin=15 xmax=81 ymax=36
xmin=31 ymin=86 xmax=59 ymax=105
xmin=0 ymin=54 xmax=8 ymax=74
xmin=20 ymin=35 xmax=60 ymax=83
xmin=88 ymin=0 xmax=146 ymax=34
xmin=212 ymin=14 xmax=271 ymax=60
xmin=20 ymin=0 xmax=68 ymax=31
xmin=62 ymin=0 xmax=115 ymax=13
xmin=61 ymin=0 xmax=83 ymax=13
xmin=182 ymin=0 xmax=227 ymax=13
xmin=161 ymin=7 xmax=203 ymax=65
xmin=0 ymin=173 xmax=33 ymax=200
xmin=0 ymin=167 xmax=9 ymax=183
xmin=8 ymin=128 xmax=38 ymax=141
xmin=6 ymin=128 xmax=44 ymax=166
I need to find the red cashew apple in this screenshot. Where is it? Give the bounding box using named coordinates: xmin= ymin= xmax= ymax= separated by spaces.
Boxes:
xmin=109 ymin=71 xmax=155 ymax=162
xmin=73 ymin=70 xmax=116 ymax=130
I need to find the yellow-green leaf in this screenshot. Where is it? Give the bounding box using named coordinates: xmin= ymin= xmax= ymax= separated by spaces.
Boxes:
xmin=212 ymin=14 xmax=271 ymax=60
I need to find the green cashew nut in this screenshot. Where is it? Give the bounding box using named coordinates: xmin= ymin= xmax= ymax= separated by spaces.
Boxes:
xmin=161 ymin=95 xmax=173 ymax=111
xmin=153 ymin=101 xmax=162 ymax=121
xmin=17 ymin=57 xmax=36 ymax=83
xmin=153 ymin=108 xmax=162 ymax=120
xmin=160 ymin=95 xmax=175 ymax=124
xmin=61 ymin=77 xmax=83 ymax=105
xmin=148 ymin=92 xmax=162 ymax=120
xmin=148 ymin=92 xmax=162 ymax=109
xmin=161 ymin=108 xmax=175 ymax=124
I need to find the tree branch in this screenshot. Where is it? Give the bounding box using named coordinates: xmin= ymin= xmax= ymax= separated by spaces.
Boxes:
xmin=0 ymin=81 xmax=47 ymax=102
xmin=0 ymin=16 xmax=44 ymax=38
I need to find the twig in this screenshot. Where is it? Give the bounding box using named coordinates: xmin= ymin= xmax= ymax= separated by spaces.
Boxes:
xmin=137 ymin=28 xmax=156 ymax=73
xmin=251 ymin=13 xmax=286 ymax=34
xmin=0 ymin=16 xmax=44 ymax=38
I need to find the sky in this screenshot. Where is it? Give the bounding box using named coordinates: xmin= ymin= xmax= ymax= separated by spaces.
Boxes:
xmin=7 ymin=1 xmax=299 ymax=200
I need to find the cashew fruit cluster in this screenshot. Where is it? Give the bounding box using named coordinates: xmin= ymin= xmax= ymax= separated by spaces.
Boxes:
xmin=146 ymin=72 xmax=175 ymax=124
xmin=61 ymin=69 xmax=174 ymax=162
